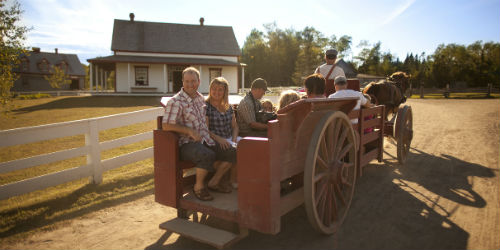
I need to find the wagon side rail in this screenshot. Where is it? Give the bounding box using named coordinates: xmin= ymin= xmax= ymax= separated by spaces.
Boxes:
xmin=355 ymin=105 xmax=385 ymax=176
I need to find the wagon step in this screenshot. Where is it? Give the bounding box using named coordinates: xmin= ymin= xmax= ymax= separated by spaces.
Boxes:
xmin=159 ymin=218 xmax=248 ymax=249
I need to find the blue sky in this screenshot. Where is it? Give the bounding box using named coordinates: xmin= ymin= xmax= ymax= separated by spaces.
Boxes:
xmin=15 ymin=0 xmax=500 ymax=65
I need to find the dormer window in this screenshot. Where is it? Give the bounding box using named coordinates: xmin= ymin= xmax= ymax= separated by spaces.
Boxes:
xmin=21 ymin=57 xmax=29 ymax=71
xmin=38 ymin=59 xmax=50 ymax=72
xmin=58 ymin=61 xmax=68 ymax=73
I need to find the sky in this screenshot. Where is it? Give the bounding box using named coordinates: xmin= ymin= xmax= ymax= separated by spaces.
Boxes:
xmin=14 ymin=0 xmax=500 ymax=65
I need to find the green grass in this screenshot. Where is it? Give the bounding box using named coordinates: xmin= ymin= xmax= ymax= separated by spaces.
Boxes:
xmin=0 ymin=96 xmax=161 ymax=243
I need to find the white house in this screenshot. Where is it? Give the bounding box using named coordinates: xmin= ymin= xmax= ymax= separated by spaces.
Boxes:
xmin=87 ymin=14 xmax=244 ymax=94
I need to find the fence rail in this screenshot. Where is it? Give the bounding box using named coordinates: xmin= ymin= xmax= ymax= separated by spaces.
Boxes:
xmin=0 ymin=107 xmax=164 ymax=200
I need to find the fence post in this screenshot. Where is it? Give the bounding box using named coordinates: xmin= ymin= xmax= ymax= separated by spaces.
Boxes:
xmin=487 ymin=83 xmax=492 ymax=98
xmin=85 ymin=119 xmax=102 ymax=184
xmin=408 ymin=82 xmax=413 ymax=97
xmin=444 ymin=84 xmax=450 ymax=98
xmin=420 ymin=82 xmax=424 ymax=98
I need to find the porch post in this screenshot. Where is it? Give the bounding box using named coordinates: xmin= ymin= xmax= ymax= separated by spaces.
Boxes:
xmin=163 ymin=64 xmax=167 ymax=93
xmin=89 ymin=63 xmax=93 ymax=93
xmin=242 ymin=66 xmax=245 ymax=93
xmin=104 ymin=71 xmax=108 ymax=91
xmin=127 ymin=63 xmax=131 ymax=93
xmin=95 ymin=65 xmax=100 ymax=92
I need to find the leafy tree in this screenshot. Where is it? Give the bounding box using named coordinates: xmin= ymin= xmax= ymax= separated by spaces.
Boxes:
xmin=44 ymin=65 xmax=71 ymax=88
xmin=328 ymin=35 xmax=352 ymax=59
xmin=0 ymin=0 xmax=29 ymax=111
xmin=292 ymin=26 xmax=328 ymax=84
xmin=241 ymin=29 xmax=269 ymax=88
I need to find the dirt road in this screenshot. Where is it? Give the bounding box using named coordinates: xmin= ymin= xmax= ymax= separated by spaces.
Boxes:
xmin=2 ymin=99 xmax=499 ymax=249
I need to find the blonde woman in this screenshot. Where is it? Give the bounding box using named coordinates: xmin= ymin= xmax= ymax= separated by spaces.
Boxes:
xmin=278 ymin=89 xmax=300 ymax=110
xmin=206 ymin=77 xmax=240 ymax=190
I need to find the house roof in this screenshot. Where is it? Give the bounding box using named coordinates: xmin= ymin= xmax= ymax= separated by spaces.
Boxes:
xmin=87 ymin=55 xmax=241 ymax=66
xmin=336 ymin=58 xmax=357 ymax=78
xmin=111 ymin=19 xmax=241 ymax=56
xmin=15 ymin=50 xmax=85 ymax=76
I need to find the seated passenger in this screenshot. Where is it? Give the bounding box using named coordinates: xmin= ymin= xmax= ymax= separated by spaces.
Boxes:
xmin=261 ymin=99 xmax=275 ymax=112
xmin=162 ymin=67 xmax=232 ymax=201
xmin=328 ymin=76 xmax=373 ymax=124
xmin=205 ymin=77 xmax=240 ymax=190
xmin=237 ymin=78 xmax=269 ymax=137
xmin=278 ymin=90 xmax=300 ymax=110
xmin=304 ymin=73 xmax=326 ymax=99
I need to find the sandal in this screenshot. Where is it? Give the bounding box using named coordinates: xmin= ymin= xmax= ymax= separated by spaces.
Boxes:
xmin=208 ymin=183 xmax=232 ymax=193
xmin=193 ymin=187 xmax=213 ymax=201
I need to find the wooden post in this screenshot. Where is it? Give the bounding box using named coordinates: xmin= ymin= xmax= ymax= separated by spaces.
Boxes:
xmin=86 ymin=119 xmax=102 ymax=184
xmin=420 ymin=82 xmax=424 ymax=98
xmin=408 ymin=82 xmax=413 ymax=96
xmin=444 ymin=84 xmax=450 ymax=98
xmin=487 ymin=83 xmax=492 ymax=98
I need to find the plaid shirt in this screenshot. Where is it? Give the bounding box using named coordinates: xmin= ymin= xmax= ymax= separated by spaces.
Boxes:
xmin=206 ymin=102 xmax=233 ymax=139
xmin=237 ymin=92 xmax=261 ymax=135
xmin=163 ymin=89 xmax=215 ymax=146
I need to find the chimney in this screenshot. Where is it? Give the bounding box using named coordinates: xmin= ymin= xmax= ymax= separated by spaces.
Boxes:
xmin=129 ymin=13 xmax=135 ymax=22
xmin=199 ymin=17 xmax=204 ymax=26
xmin=55 ymin=48 xmax=58 ymax=54
xmin=32 ymin=47 xmax=40 ymax=53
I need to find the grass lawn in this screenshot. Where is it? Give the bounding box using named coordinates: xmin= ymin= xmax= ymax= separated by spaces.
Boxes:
xmin=0 ymin=96 xmax=163 ymax=243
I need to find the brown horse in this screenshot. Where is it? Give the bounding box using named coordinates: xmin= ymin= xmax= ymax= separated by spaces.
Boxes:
xmin=362 ymin=71 xmax=410 ymax=120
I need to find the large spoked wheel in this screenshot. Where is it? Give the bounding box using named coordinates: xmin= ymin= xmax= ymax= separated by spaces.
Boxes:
xmin=395 ymin=105 xmax=413 ymax=164
xmin=304 ymin=111 xmax=357 ymax=235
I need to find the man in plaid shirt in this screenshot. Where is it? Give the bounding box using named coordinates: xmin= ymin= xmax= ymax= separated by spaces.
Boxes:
xmin=162 ymin=67 xmax=231 ymax=201
xmin=237 ymin=78 xmax=269 ymax=137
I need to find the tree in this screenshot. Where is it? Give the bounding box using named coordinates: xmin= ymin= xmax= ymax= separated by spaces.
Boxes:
xmin=241 ymin=29 xmax=269 ymax=88
xmin=292 ymin=26 xmax=328 ymax=84
xmin=0 ymin=0 xmax=29 ymax=111
xmin=44 ymin=65 xmax=71 ymax=88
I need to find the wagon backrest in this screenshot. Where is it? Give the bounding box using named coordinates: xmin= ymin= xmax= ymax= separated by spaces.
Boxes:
xmin=272 ymin=98 xmax=358 ymax=179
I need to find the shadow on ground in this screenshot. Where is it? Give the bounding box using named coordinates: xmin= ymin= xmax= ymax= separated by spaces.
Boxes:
xmin=145 ymin=147 xmax=495 ymax=249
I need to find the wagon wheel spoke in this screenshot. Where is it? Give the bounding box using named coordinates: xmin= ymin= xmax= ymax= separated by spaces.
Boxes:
xmin=315 ymin=178 xmax=328 ymax=206
xmin=338 ymin=142 xmax=354 ymax=160
xmin=320 ymin=136 xmax=329 ymax=163
xmin=314 ymin=171 xmax=329 ymax=184
xmin=330 ymin=185 xmax=338 ymax=223
xmin=334 ymin=124 xmax=349 ymax=160
xmin=333 ymin=182 xmax=346 ymax=206
xmin=317 ymin=155 xmax=328 ymax=170
xmin=341 ymin=162 xmax=355 ymax=187
xmin=324 ymin=184 xmax=332 ymax=226
xmin=326 ymin=122 xmax=335 ymax=156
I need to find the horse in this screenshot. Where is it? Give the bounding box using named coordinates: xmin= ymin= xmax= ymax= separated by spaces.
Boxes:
xmin=362 ymin=71 xmax=410 ymax=121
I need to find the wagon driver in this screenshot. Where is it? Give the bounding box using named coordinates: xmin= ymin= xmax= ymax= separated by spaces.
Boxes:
xmin=314 ymin=49 xmax=346 ymax=97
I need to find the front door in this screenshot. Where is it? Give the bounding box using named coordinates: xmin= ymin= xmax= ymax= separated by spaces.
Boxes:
xmin=173 ymin=71 xmax=183 ymax=93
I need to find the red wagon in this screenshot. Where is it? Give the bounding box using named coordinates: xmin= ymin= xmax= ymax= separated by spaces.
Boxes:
xmin=153 ymin=79 xmax=413 ymax=248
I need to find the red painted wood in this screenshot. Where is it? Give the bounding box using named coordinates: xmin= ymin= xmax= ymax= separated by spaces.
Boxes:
xmin=237 ymin=136 xmax=281 ymax=234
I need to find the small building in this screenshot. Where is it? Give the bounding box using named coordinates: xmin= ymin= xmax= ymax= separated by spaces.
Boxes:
xmin=12 ymin=47 xmax=85 ymax=92
xmin=336 ymin=58 xmax=357 ymax=79
xmin=88 ymin=14 xmax=243 ymax=94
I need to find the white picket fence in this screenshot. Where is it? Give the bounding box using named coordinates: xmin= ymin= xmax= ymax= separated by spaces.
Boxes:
xmin=0 ymin=107 xmax=164 ymax=200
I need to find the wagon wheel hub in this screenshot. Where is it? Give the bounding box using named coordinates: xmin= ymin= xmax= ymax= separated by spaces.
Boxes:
xmin=328 ymin=160 xmax=345 ymax=184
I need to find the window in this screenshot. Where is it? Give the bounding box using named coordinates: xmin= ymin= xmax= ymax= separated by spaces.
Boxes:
xmin=135 ymin=66 xmax=148 ymax=86
xmin=209 ymin=68 xmax=222 ymax=83
xmin=58 ymin=61 xmax=68 ymax=73
xmin=38 ymin=59 xmax=50 ymax=72
xmin=21 ymin=57 xmax=29 ymax=71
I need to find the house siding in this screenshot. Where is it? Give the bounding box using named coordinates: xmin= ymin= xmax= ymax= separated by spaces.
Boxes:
xmin=116 ymin=63 xmax=238 ymax=94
